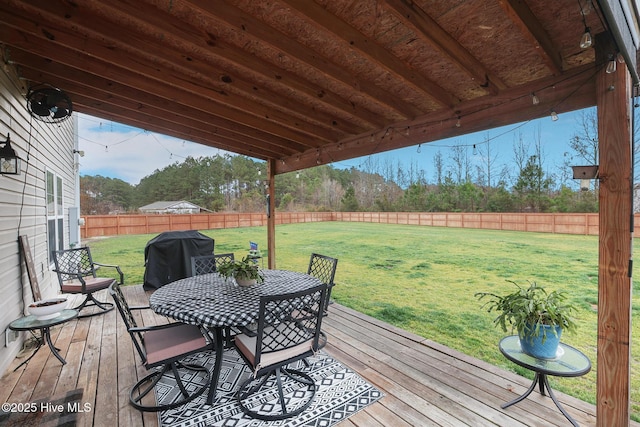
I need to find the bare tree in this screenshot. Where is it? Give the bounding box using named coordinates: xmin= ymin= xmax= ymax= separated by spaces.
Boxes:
xmin=433 ymin=150 xmax=444 ymax=185
xmin=562 ymin=109 xmax=599 ymax=191
xmin=569 ymin=110 xmax=599 ymax=165
xmin=449 ymin=144 xmax=471 ymax=183
xmin=476 ymin=133 xmax=500 ymax=187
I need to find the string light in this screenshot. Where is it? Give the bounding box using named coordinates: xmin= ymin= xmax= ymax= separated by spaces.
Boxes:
xmin=580 ymin=28 xmax=592 ymax=49
xmin=455 ymin=116 xmax=461 ymax=128
xmin=472 ymin=144 xmax=477 ymax=155
xmin=531 ymin=93 xmax=540 ymax=105
xmin=334 ymin=66 xmax=597 ymax=173
xmin=578 ymin=0 xmax=592 ymax=49
xmin=606 ymin=56 xmax=617 ymax=74
xmin=417 ymin=144 xmax=421 ymax=153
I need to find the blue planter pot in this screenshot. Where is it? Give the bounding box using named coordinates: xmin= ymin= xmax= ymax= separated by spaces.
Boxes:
xmin=519 ymin=324 xmax=562 ymax=359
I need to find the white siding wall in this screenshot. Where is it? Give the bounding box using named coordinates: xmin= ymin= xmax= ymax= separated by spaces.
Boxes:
xmin=0 ymin=66 xmax=77 ymax=375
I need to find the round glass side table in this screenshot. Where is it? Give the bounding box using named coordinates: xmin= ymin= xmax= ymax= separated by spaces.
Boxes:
xmin=9 ymin=309 xmax=78 ymax=370
xmin=499 ymin=335 xmax=591 ymax=427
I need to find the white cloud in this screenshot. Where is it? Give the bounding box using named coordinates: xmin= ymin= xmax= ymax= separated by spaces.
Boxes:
xmin=77 ymin=113 xmax=232 ymax=185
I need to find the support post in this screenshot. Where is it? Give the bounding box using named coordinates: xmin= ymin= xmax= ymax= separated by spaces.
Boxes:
xmin=595 ymin=32 xmax=633 ymax=426
xmin=266 ymin=159 xmax=276 ymax=269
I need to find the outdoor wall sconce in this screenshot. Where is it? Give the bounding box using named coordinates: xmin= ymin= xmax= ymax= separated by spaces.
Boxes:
xmin=0 ymin=134 xmax=21 ymax=175
xmin=572 ymin=165 xmax=599 ymax=191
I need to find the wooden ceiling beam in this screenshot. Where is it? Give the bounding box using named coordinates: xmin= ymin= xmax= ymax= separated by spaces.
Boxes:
xmin=497 ymin=0 xmax=564 ymax=74
xmin=17 ymin=0 xmax=371 ymax=137
xmin=79 ymin=0 xmax=388 ymax=130
xmin=278 ymin=65 xmax=596 ymax=173
xmin=184 ymin=0 xmax=423 ymax=119
xmin=0 ymin=4 xmax=343 ymax=146
xmin=383 ymin=0 xmax=507 ymax=94
xmin=17 ymin=66 xmax=290 ymax=159
xmin=0 ymin=26 xmax=330 ymax=147
xmin=281 ymin=0 xmax=459 ymax=108
xmin=78 ymin=104 xmax=280 ymax=160
xmin=8 ymin=47 xmax=312 ymax=156
xmin=0 ymin=4 xmax=344 ymax=146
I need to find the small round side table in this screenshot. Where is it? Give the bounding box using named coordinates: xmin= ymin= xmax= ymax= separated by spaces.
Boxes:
xmin=9 ymin=309 xmax=79 ymax=371
xmin=499 ymin=335 xmax=591 ymax=427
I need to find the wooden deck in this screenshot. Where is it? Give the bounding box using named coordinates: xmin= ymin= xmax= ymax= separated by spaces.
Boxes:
xmin=0 ymin=284 xmax=631 ymax=426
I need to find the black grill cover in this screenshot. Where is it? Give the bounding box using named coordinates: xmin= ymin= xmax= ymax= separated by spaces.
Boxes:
xmin=143 ymin=230 xmax=214 ymax=290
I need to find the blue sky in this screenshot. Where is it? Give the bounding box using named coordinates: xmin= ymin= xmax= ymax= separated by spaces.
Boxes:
xmin=77 ymin=107 xmax=594 ymax=188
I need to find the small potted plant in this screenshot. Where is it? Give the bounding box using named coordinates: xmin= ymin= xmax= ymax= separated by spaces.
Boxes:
xmin=475 ymin=281 xmax=577 ymax=359
xmin=217 ymin=255 xmax=264 ymax=287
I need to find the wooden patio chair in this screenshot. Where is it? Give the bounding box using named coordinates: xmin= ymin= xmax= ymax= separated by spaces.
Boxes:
xmin=233 ymin=283 xmax=328 ymax=420
xmin=108 ymin=282 xmax=212 ymax=412
xmin=52 ymin=247 xmax=122 ymax=318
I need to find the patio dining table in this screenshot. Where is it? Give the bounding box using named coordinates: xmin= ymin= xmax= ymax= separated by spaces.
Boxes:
xmin=148 ymin=269 xmax=323 ymax=405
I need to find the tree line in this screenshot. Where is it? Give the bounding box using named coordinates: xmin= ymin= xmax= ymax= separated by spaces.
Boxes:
xmin=81 ymin=110 xmax=611 ymax=215
xmin=80 ymin=148 xmax=597 ymax=215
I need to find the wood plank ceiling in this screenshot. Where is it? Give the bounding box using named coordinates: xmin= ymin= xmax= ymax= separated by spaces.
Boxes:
xmin=0 ymin=0 xmax=615 ymax=174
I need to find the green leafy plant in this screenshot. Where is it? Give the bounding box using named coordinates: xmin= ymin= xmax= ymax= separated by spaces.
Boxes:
xmin=217 ymin=255 xmax=264 ymax=283
xmin=475 ymin=280 xmax=577 ymax=343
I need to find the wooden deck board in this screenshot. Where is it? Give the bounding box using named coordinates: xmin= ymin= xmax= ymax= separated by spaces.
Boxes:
xmin=1 ymin=284 xmax=635 ymax=427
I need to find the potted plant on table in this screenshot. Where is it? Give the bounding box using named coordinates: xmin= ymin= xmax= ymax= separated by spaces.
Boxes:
xmin=475 ymin=281 xmax=577 ymax=359
xmin=217 ymin=255 xmax=264 ymax=287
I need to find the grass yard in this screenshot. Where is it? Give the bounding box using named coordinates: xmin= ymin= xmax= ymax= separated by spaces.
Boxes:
xmin=85 ymin=222 xmax=640 ymax=421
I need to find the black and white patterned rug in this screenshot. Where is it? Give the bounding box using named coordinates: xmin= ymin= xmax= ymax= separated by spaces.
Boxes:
xmin=157 ymin=349 xmax=383 ymax=427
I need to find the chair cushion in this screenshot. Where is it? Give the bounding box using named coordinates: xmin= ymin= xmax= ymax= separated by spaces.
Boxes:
xmin=60 ymin=277 xmax=116 ymax=293
xmin=235 ymin=331 xmax=313 ymax=370
xmin=144 ymin=323 xmax=208 ymax=366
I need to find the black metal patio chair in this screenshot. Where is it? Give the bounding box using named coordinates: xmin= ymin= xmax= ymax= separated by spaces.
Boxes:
xmin=190 ymin=252 xmax=237 ymax=347
xmin=307 ymin=253 xmax=338 ymax=315
xmin=233 ymin=284 xmax=328 ymax=420
xmin=190 ymin=253 xmax=235 ymax=275
xmin=108 ymin=282 xmax=212 ymax=412
xmin=52 ymin=247 xmax=122 ymax=318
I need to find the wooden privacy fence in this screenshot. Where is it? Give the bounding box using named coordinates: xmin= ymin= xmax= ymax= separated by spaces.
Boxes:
xmin=79 ymin=211 xmax=628 ymax=238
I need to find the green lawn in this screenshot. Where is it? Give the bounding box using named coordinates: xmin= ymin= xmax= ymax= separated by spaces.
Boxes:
xmin=86 ymin=222 xmax=640 ymax=421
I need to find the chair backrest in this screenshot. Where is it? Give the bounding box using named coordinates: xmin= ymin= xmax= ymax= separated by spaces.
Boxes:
xmin=307 ymin=253 xmax=338 ymax=313
xmin=214 ymin=253 xmax=235 ymax=269
xmin=52 ymin=247 xmax=98 ymax=283
xmin=307 ymin=253 xmax=338 ymax=286
xmin=108 ymin=282 xmax=147 ymax=363
xmin=191 ymin=255 xmax=217 ymax=276
xmin=253 ymin=284 xmax=327 ymax=368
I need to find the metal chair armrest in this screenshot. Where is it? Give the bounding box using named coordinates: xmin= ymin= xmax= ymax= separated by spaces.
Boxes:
xmin=93 ymin=262 xmax=124 ymax=284
xmin=53 ymin=269 xmax=87 ymax=292
xmin=129 ymin=322 xmax=188 ymax=333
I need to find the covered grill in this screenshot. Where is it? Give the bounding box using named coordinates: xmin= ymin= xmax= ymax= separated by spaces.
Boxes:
xmin=143 ymin=230 xmax=214 ymax=290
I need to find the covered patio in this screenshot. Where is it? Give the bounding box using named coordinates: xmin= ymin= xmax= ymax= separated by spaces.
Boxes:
xmin=3 ymin=286 xmax=631 ymax=427
xmin=0 ymin=1 xmax=638 ymax=424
